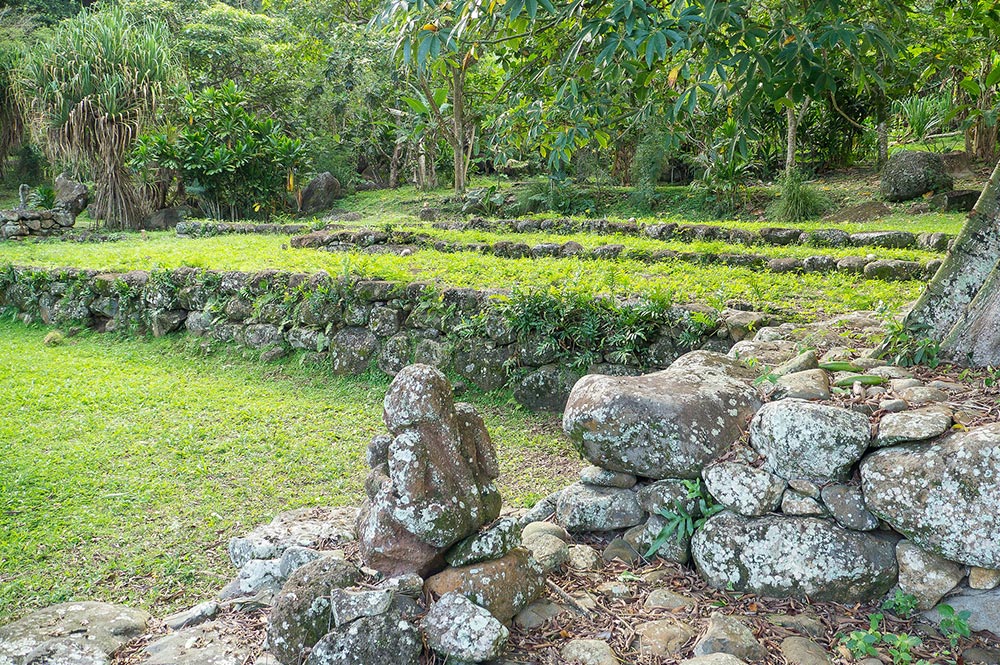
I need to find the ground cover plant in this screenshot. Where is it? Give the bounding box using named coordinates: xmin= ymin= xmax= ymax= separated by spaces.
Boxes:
xmin=0 ymin=234 xmax=926 ymax=319
xmin=0 ymin=317 xmax=575 ymax=624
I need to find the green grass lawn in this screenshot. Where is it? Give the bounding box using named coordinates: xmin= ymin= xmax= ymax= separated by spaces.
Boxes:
xmin=1 ymin=232 xmax=926 ymax=318
xmin=0 ymin=318 xmax=575 ymax=624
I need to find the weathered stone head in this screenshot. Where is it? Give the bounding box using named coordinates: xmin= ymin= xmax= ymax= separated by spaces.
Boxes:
xmin=358 ymin=364 xmax=501 ymax=576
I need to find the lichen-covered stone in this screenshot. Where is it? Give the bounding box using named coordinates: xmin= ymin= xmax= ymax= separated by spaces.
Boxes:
xmin=358 ymin=365 xmax=502 ymax=576
xmin=635 ymin=619 xmax=695 ymax=657
xmin=423 ymin=548 xmax=545 ymax=622
xmin=820 ymin=484 xmax=878 ymax=532
xmin=421 ymin=592 xmax=509 ymax=662
xmin=227 ymin=507 xmax=356 ymax=568
xmin=0 ymin=603 xmax=149 ymax=665
xmin=873 ymin=407 xmax=952 ymax=447
xmin=691 ymin=512 xmax=897 ymax=603
xmin=861 ymin=423 xmax=1000 ymax=569
xmin=329 ymin=588 xmax=395 ymax=627
xmin=266 ymin=558 xmax=361 ymax=665
xmin=896 ymin=541 xmax=964 ymax=610
xmin=880 ymin=150 xmax=954 ymax=202
xmin=555 ymin=482 xmax=643 ymax=532
xmin=637 ymin=479 xmax=698 ymax=514
xmin=330 ymin=327 xmax=378 ymax=375
xmin=773 ymin=369 xmax=831 ymax=401
xmin=303 ymin=612 xmax=421 ymax=665
xmin=563 ymin=351 xmax=760 ymax=479
xmin=445 ymin=517 xmax=522 ymax=567
xmin=781 ymin=491 xmax=827 ymax=517
xmin=702 ymin=462 xmax=786 ymax=517
xmin=523 ymin=532 xmax=570 ymax=572
xmin=692 ymin=613 xmax=766 ymax=661
xmin=513 ymin=364 xmax=580 ymax=412
xmin=750 ymin=400 xmax=871 ymax=481
xmin=579 ymin=465 xmax=637 ymax=489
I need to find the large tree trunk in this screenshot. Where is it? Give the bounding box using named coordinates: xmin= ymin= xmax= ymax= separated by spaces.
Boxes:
xmin=450 ymin=66 xmax=468 ymax=194
xmin=902 ymin=158 xmax=1000 ymax=365
xmin=785 ymin=106 xmax=798 ymax=175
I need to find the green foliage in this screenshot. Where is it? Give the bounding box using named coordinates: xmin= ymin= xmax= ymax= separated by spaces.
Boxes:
xmin=882 ymin=590 xmax=920 ymax=618
xmin=768 ymin=168 xmax=830 ymax=224
xmin=645 ymin=479 xmax=723 ymax=557
xmin=842 ymin=613 xmax=885 ymax=658
xmin=937 ymin=604 xmax=972 ymax=648
xmin=513 ymin=179 xmax=595 ymax=216
xmin=877 ymin=307 xmax=941 ymax=368
xmin=883 ymin=632 xmax=923 ymax=665
xmin=895 ymin=94 xmax=950 ymax=144
xmin=496 ymin=286 xmax=679 ymax=373
xmin=27 ymin=184 xmax=55 ymax=210
xmin=132 ymin=82 xmax=309 ymax=220
xmin=17 ymin=6 xmax=175 ymax=228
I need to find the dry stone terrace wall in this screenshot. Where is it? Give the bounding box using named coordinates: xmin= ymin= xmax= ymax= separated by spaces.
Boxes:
xmin=0 ymin=265 xmax=762 ymax=410
xmin=291 ymin=227 xmax=942 ymax=281
xmin=0 ymin=208 xmax=76 ymax=240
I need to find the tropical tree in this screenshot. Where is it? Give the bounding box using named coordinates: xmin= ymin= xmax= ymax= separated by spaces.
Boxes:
xmin=17 ymin=6 xmax=175 ymax=228
xmin=0 ymin=10 xmax=30 ymax=180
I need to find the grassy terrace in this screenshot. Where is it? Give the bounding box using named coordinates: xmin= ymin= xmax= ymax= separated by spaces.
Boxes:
xmin=0 ymin=319 xmax=574 ymax=623
xmin=2 ymin=231 xmax=925 ymax=318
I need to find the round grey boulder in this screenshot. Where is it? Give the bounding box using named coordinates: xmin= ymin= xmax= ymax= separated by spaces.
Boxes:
xmin=305 ymin=612 xmax=421 ymax=665
xmin=880 ymin=150 xmax=954 ymax=202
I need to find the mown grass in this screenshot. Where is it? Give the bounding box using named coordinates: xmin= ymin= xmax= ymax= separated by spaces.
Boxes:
xmin=0 ymin=232 xmax=925 ymax=317
xmin=0 ymin=317 xmax=575 ymax=624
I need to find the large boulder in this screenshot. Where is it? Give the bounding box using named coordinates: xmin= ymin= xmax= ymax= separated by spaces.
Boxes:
xmin=299 ymin=172 xmax=341 ymax=213
xmin=54 ymin=173 xmax=89 ymax=216
xmin=861 ymin=423 xmax=1000 ymax=569
xmin=880 ymin=150 xmax=954 ymax=202
xmin=750 ymin=400 xmax=871 ymax=481
xmin=691 ymin=512 xmax=898 ymax=603
xmin=358 ymin=365 xmax=502 ymax=576
xmin=562 ymin=351 xmax=760 ymax=479
xmin=0 ymin=602 xmax=150 ymax=665
xmin=304 ymin=612 xmax=421 ymax=665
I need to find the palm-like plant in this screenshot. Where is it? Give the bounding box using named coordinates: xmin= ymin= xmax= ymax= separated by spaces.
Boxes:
xmin=0 ymin=9 xmax=29 ymax=180
xmin=16 ymin=6 xmax=175 ymax=228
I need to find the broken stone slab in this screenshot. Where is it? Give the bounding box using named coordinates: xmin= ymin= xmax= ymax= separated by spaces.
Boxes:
xmin=634 ymin=619 xmax=695 ymax=658
xmin=861 ymin=423 xmax=1000 ymax=569
xmin=691 ymin=512 xmax=897 ymax=603
xmin=773 ymin=369 xmax=831 ymax=401
xmin=445 ymin=517 xmax=522 ymax=567
xmin=227 ymin=506 xmax=357 ymax=569
xmin=329 ymin=589 xmax=395 ymax=627
xmin=579 ymin=464 xmax=637 ymax=489
xmin=162 ymin=601 xmax=219 ymax=631
xmin=143 ymin=619 xmax=251 ymax=665
xmin=820 ymin=484 xmax=879 ymax=532
xmin=750 ymin=399 xmax=871 ymax=481
xmin=421 ymin=592 xmax=509 ymax=663
xmin=304 ymin=612 xmax=421 ymax=665
xmin=0 ymin=602 xmax=150 ymax=665
xmin=563 ymin=351 xmax=760 ymax=479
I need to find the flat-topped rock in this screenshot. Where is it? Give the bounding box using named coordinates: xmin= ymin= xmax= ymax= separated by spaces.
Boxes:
xmin=228 ymin=506 xmax=357 ymax=568
xmin=563 ymin=351 xmax=760 ymax=479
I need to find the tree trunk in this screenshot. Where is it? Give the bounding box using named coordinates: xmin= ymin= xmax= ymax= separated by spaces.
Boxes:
xmin=450 ymin=66 xmax=468 ymax=194
xmin=877 ymin=121 xmax=888 ymax=169
xmin=389 ymin=142 xmax=402 ymax=189
xmin=902 ymin=158 xmax=1000 ymax=365
xmin=785 ymin=106 xmax=797 ymax=175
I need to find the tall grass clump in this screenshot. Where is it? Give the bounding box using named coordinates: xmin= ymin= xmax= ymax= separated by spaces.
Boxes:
xmin=768 ymin=168 xmax=829 ymax=223
xmin=17 ymin=7 xmax=175 ymax=229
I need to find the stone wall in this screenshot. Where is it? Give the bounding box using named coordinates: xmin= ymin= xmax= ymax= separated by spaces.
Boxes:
xmin=0 ymin=265 xmax=761 ymax=409
xmin=0 ymin=208 xmax=76 ymax=240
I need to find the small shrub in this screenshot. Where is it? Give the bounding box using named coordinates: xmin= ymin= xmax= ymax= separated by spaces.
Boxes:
xmin=882 ymin=590 xmax=920 ymax=618
xmin=937 ymin=604 xmax=972 ymax=648
xmin=768 ymin=168 xmax=829 ymax=224
xmin=876 ymin=306 xmax=940 ymax=368
xmin=512 ymin=178 xmax=594 ymax=216
xmin=28 ymin=185 xmax=56 ymax=210
xmin=841 ymin=613 xmax=884 ymax=659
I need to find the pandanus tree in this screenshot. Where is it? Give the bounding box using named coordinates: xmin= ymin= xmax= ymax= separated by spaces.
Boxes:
xmin=17 ymin=6 xmax=174 ymax=228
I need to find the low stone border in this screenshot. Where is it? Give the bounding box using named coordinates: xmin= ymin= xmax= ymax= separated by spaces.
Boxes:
xmin=291 ymin=227 xmax=941 ymax=281
xmin=437 ymin=216 xmax=954 ymax=252
xmin=0 ymin=208 xmax=76 ymax=240
xmin=0 ymin=265 xmax=769 ymax=409
xmin=174 ymin=213 xmax=363 ymax=238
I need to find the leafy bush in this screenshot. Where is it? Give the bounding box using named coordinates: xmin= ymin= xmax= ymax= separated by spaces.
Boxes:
xmin=513 ymin=178 xmax=594 ymax=216
xmin=896 ymin=94 xmax=950 ymax=143
xmin=692 ymin=119 xmax=751 ymax=216
xmin=876 ymin=306 xmax=940 ymax=368
xmin=27 ymin=184 xmax=55 ymax=209
xmin=768 ymin=168 xmax=829 ymax=224
xmin=133 ymin=81 xmax=309 ymax=220
xmin=882 ymin=590 xmax=920 ymax=618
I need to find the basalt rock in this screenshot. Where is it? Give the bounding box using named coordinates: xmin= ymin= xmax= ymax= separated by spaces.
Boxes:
xmin=357 ymin=365 xmax=502 ymax=577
